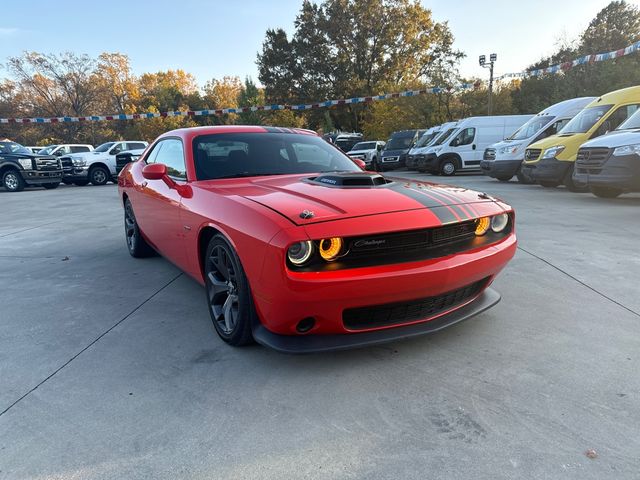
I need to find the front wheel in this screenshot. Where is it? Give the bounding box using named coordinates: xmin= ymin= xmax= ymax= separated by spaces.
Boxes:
xmin=496 ymin=175 xmax=512 ymax=182
xmin=124 ymin=198 xmax=155 ymax=258
xmin=2 ymin=169 xmax=26 ymax=192
xmin=539 ymin=181 xmax=560 ymax=188
xmin=439 ymin=158 xmax=457 ymax=176
xmin=516 ymin=169 xmax=535 ymax=184
xmin=590 ymin=186 xmax=623 ymax=198
xmin=42 ymin=182 xmax=60 ymax=189
xmin=204 ymin=235 xmax=255 ymax=346
xmin=89 ymin=166 xmax=110 ymax=186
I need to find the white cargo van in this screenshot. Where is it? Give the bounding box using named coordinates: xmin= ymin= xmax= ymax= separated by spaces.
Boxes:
xmin=422 ymin=115 xmax=534 ymax=175
xmin=480 ymin=97 xmax=596 ymax=183
xmin=407 ymin=123 xmax=454 ymax=170
xmin=411 ymin=122 xmax=459 ymax=172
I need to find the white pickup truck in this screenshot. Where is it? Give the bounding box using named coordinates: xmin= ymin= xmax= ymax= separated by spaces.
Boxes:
xmin=60 ymin=140 xmax=147 ymax=186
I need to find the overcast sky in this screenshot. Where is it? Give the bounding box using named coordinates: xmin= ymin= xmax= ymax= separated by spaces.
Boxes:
xmin=0 ymin=0 xmax=637 ymax=90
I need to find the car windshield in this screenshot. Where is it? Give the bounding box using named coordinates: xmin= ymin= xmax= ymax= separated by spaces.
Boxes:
xmin=94 ymin=142 xmax=115 ymax=153
xmin=350 ymin=142 xmax=376 ymax=151
xmin=193 ymin=132 xmax=361 ymax=180
xmin=385 ymin=134 xmax=414 ymax=150
xmin=507 ymin=116 xmax=556 ymax=140
xmin=0 ymin=141 xmax=32 ymax=155
xmin=616 ymin=108 xmax=640 ymax=130
xmin=431 ymin=128 xmax=457 ymax=146
xmin=415 ymin=131 xmax=438 ymax=147
xmin=559 ymin=105 xmax=612 ymax=134
xmin=38 ymin=145 xmax=59 ymax=155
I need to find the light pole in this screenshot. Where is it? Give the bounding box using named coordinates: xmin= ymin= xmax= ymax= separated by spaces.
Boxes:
xmin=479 ymin=53 xmax=497 ymax=115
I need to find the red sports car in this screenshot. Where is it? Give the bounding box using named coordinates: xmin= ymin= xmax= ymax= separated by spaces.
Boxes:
xmin=118 ymin=126 xmax=516 ymax=353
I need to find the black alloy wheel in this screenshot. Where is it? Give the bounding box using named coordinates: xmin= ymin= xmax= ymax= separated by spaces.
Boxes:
xmin=204 ymin=235 xmax=254 ymax=346
xmin=90 ymin=166 xmax=110 ymax=186
xmin=124 ymin=199 xmax=154 ymax=257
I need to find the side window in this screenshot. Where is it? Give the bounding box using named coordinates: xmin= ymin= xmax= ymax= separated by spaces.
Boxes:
xmin=593 ymin=104 xmax=640 ymax=138
xmin=536 ymin=119 xmax=569 ymax=142
xmin=451 ymin=128 xmax=475 ymax=147
xmin=71 ymin=146 xmax=89 ymax=153
xmin=153 ymin=139 xmax=186 ymax=180
xmin=110 ymin=143 xmax=124 ymax=155
xmin=127 ymin=142 xmax=146 ymax=151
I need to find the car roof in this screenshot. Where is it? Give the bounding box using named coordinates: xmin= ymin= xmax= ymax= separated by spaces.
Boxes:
xmin=160 ymin=125 xmax=317 ymax=143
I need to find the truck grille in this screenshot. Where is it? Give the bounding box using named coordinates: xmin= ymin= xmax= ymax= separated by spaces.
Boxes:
xmin=343 ymin=277 xmax=489 ymax=330
xmin=60 ymin=157 xmax=74 ymax=174
xmin=525 ymin=148 xmax=542 ymax=161
xmin=575 ymin=147 xmax=611 ymax=175
xmin=35 ymin=156 xmax=61 ymax=171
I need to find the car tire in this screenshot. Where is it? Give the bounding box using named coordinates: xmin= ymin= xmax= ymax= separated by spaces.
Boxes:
xmin=516 ymin=169 xmax=535 ymax=184
xmin=496 ymin=175 xmax=512 ymax=182
xmin=590 ymin=186 xmax=623 ymax=198
xmin=2 ymin=169 xmax=26 ymax=192
xmin=89 ymin=166 xmax=109 ymax=186
xmin=539 ymin=181 xmax=560 ymax=188
xmin=61 ymin=179 xmax=72 ymax=185
xmin=204 ymin=234 xmax=255 ymax=347
xmin=439 ymin=157 xmax=457 ymax=176
xmin=124 ymin=198 xmax=155 ymax=258
xmin=73 ymin=180 xmax=89 ymax=186
xmin=42 ymin=182 xmax=60 ymax=189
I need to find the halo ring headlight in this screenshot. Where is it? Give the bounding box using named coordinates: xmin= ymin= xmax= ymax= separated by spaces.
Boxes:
xmin=475 ymin=217 xmax=491 ymax=236
xmin=319 ymin=237 xmax=343 ymax=261
xmin=287 ymin=241 xmax=314 ymax=266
xmin=491 ymin=213 xmax=509 ymax=233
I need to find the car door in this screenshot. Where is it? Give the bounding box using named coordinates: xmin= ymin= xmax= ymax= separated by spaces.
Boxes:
xmin=449 ymin=127 xmax=477 ymax=167
xmin=134 ymin=138 xmax=189 ymax=269
xmin=106 ymin=142 xmax=126 ymax=174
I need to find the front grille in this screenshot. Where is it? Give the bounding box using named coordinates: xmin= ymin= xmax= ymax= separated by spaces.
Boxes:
xmin=576 ymin=148 xmax=610 ymax=175
xmin=35 ymin=156 xmax=60 ymax=171
xmin=483 ymin=148 xmax=496 ymax=161
xmin=60 ymin=157 xmax=73 ymax=174
xmin=343 ymin=277 xmax=489 ymax=330
xmin=525 ymin=149 xmax=541 ymax=161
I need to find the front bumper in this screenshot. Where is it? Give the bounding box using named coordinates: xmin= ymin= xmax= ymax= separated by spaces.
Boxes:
xmin=20 ymin=169 xmax=62 ymax=185
xmin=522 ymin=157 xmax=571 ymax=182
xmin=480 ymin=159 xmax=522 ymax=178
xmin=573 ymin=154 xmax=640 ymax=191
xmin=252 ymin=231 xmax=516 ymax=351
xmin=253 ymin=288 xmax=501 ymax=353
xmin=416 ymin=153 xmax=438 ymax=171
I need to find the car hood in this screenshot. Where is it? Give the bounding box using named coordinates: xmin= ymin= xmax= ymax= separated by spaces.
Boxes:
xmin=580 ymin=129 xmax=640 ymax=148
xmin=199 ymin=173 xmax=497 ymax=226
xmin=348 ymin=149 xmax=374 ymax=155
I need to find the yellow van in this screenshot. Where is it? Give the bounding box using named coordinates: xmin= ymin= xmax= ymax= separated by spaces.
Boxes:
xmin=521 ymin=86 xmax=640 ymax=191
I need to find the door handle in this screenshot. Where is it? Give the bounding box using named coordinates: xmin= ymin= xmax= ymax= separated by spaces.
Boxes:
xmin=472 ymin=144 xmax=477 ymax=150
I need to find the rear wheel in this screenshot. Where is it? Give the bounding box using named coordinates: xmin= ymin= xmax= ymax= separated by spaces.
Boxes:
xmin=42 ymin=182 xmax=60 ymax=189
xmin=539 ymin=181 xmax=560 ymax=188
xmin=590 ymin=186 xmax=623 ymax=198
xmin=2 ymin=169 xmax=25 ymax=192
xmin=124 ymin=198 xmax=155 ymax=258
xmin=204 ymin=235 xmax=255 ymax=346
xmin=89 ymin=166 xmax=110 ymax=186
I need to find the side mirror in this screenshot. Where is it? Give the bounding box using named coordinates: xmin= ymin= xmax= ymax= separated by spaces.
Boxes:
xmin=353 ymin=158 xmax=366 ymax=170
xmin=142 ymin=163 xmax=167 ymax=180
xmin=376 ymin=144 xmax=383 ymax=151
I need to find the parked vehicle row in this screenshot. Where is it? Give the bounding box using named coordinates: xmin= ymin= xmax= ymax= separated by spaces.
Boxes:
xmin=0 ymin=140 xmax=148 ymax=191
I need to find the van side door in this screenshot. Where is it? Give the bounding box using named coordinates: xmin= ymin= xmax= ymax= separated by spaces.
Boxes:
xmin=449 ymin=127 xmax=477 ymax=167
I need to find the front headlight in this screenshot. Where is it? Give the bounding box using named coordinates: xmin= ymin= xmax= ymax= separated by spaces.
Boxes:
xmin=287 ymin=241 xmax=314 ymax=266
xmin=491 ymin=213 xmax=509 ymax=233
xmin=499 ymin=144 xmax=521 ymax=155
xmin=319 ymin=237 xmax=343 ymax=262
xmin=541 ymin=146 xmax=565 ymax=159
xmin=72 ymin=158 xmax=87 ymax=167
xmin=612 ymin=144 xmax=640 ymax=156
xmin=18 ymin=158 xmax=33 ymax=169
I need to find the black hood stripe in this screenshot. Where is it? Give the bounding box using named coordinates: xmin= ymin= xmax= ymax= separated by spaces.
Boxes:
xmin=386 ymin=182 xmax=461 ymax=224
xmin=403 ymin=184 xmax=473 ymax=221
xmin=424 ymin=187 xmax=477 ymax=220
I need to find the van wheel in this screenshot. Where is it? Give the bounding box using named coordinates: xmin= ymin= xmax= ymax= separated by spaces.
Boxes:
xmin=42 ymin=182 xmax=60 ymax=189
xmin=496 ymin=175 xmax=512 ymax=182
xmin=439 ymin=158 xmax=457 ymax=176
xmin=89 ymin=166 xmax=109 ymax=186
xmin=562 ymin=165 xmax=588 ymax=192
xmin=539 ymin=181 xmax=560 ymax=188
xmin=590 ymin=186 xmax=623 ymax=198
xmin=516 ymin=169 xmax=535 ymax=184
xmin=2 ymin=169 xmax=25 ymax=192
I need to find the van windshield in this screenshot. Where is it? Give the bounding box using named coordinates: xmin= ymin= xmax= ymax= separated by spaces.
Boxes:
xmin=385 ymin=134 xmax=415 ymax=150
xmin=617 ymin=109 xmax=640 ymax=130
xmin=431 ymin=128 xmax=457 ymax=146
xmin=507 ymin=116 xmax=555 ymax=140
xmin=415 ymin=131 xmax=438 ymax=147
xmin=559 ymin=105 xmax=612 ymax=134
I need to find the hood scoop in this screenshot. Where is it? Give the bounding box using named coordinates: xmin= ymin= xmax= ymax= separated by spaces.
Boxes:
xmin=305 ymin=172 xmax=391 ymax=188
